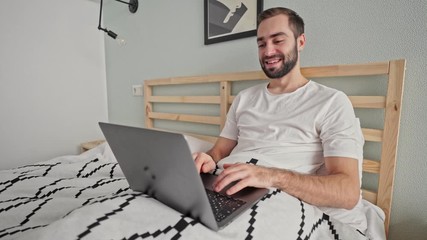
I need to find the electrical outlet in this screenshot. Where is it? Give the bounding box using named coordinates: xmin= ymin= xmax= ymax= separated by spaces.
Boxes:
xmin=132 ymin=85 xmax=143 ymax=96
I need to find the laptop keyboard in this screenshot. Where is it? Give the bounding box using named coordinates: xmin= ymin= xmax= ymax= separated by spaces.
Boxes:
xmin=205 ymin=189 xmax=246 ymax=222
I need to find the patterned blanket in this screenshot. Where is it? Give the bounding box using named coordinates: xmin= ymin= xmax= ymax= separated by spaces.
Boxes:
xmin=0 ymin=143 xmax=373 ymax=240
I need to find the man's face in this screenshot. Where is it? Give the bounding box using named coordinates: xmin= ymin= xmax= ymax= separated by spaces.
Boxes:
xmin=257 ymin=15 xmax=301 ymax=79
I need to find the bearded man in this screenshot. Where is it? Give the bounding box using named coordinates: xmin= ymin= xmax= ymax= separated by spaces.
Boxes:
xmin=193 ymin=7 xmax=367 ymax=233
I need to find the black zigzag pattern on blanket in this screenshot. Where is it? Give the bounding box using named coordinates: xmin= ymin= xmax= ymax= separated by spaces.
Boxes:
xmin=244 ymin=157 xmax=259 ymax=240
xmin=0 ymin=223 xmax=49 ymax=239
xmin=122 ymin=216 xmax=198 ymax=240
xmin=60 ymin=190 xmax=136 ymax=221
xmin=0 ymin=198 xmax=53 ymax=238
xmin=76 ymin=194 xmax=136 ymax=239
xmin=1 ymin=176 xmax=72 ymax=211
xmin=75 ymin=178 xmax=125 ymax=198
xmin=245 ymin=189 xmax=282 ymax=240
xmin=0 ymin=161 xmax=61 ymax=194
xmin=0 ymin=158 xmax=125 ymax=239
xmin=246 ymin=158 xmax=259 ymax=165
xmin=109 ymin=163 xmax=119 ymax=178
xmin=76 ymin=158 xmax=117 ymax=178
xmin=296 ymin=200 xmax=340 ymax=240
xmin=75 ymin=193 xmax=198 ymax=240
xmin=13 ymin=162 xmax=61 ymax=176
xmin=76 ymin=158 xmax=100 ymax=177
xmin=76 ymin=193 xmax=145 ymax=239
xmin=0 ymin=175 xmax=40 ymax=194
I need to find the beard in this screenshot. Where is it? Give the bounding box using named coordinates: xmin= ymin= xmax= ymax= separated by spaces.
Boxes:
xmin=260 ymin=43 xmax=298 ymax=79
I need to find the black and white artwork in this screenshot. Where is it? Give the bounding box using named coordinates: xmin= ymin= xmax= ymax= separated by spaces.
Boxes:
xmin=204 ymin=0 xmax=263 ymax=45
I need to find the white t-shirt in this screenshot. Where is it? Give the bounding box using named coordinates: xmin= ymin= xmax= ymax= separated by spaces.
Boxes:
xmin=219 ymin=81 xmax=367 ymax=232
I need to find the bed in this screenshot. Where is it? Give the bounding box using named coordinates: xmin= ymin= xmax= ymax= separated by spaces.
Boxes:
xmin=0 ymin=59 xmax=405 ymax=239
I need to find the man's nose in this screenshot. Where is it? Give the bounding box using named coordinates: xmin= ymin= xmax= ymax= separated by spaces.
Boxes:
xmin=263 ymin=43 xmax=276 ymax=57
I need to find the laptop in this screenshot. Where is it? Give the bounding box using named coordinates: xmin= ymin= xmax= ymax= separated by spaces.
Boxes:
xmin=99 ymin=122 xmax=269 ymax=231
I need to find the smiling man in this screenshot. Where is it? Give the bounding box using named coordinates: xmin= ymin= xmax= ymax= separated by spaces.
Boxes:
xmin=193 ymin=7 xmax=367 ymax=233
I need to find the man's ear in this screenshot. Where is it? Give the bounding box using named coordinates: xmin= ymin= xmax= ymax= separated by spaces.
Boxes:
xmin=297 ymin=33 xmax=306 ymax=51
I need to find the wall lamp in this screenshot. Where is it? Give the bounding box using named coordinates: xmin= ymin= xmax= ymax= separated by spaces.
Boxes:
xmin=98 ymin=0 xmax=138 ymax=46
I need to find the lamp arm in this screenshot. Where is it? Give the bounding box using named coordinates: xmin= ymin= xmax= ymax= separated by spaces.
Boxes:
xmin=98 ymin=0 xmax=104 ymax=30
xmin=97 ymin=0 xmax=138 ymax=45
xmin=115 ymin=0 xmax=131 ymax=6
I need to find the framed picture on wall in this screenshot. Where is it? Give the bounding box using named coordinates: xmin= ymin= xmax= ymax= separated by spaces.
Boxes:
xmin=204 ymin=0 xmax=263 ymax=45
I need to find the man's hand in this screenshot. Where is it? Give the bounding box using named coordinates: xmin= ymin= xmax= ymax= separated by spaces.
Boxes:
xmin=192 ymin=152 xmax=216 ymax=173
xmin=192 ymin=137 xmax=237 ymax=174
xmin=213 ymin=163 xmax=274 ymax=195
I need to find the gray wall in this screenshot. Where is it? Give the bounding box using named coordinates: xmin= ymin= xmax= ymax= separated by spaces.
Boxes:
xmin=104 ymin=1 xmax=427 ymax=239
xmin=0 ymin=0 xmax=108 ymax=170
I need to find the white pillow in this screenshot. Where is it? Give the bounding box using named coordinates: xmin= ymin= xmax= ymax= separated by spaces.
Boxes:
xmin=101 ymin=142 xmax=118 ymax=163
xmin=100 ymin=134 xmax=214 ymax=163
xmin=183 ymin=135 xmax=214 ymax=153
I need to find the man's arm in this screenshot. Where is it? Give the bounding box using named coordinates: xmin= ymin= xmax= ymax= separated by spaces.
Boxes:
xmin=193 ymin=137 xmax=237 ymax=173
xmin=274 ymin=156 xmax=361 ymax=209
xmin=213 ymin=156 xmax=361 ymax=210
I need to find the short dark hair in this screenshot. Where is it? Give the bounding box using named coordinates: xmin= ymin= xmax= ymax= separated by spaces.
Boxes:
xmin=258 ymin=7 xmax=305 ymax=38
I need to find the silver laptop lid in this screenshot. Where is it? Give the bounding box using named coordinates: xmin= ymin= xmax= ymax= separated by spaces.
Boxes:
xmin=99 ymin=122 xmax=218 ymax=230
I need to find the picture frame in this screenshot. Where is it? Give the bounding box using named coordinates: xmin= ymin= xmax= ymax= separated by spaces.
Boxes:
xmin=204 ymin=0 xmax=263 ymax=45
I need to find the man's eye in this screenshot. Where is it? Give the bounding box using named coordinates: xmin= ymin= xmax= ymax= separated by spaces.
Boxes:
xmin=258 ymin=43 xmax=265 ymax=48
xmin=274 ymin=39 xmax=284 ymax=44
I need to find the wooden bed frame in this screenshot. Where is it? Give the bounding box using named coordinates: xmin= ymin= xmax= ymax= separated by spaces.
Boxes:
xmin=144 ymin=59 xmax=406 ymax=236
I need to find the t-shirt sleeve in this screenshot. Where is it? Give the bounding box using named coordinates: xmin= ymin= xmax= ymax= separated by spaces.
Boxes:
xmin=319 ymin=92 xmax=364 ymax=160
xmin=219 ymin=95 xmax=239 ymax=141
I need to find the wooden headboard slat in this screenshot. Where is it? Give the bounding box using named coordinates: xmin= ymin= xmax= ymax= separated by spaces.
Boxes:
xmin=150 ymin=95 xmax=386 ymax=109
xmin=348 ymin=96 xmax=386 ymax=108
xmin=362 ymin=128 xmax=383 ymax=142
xmin=363 ymin=159 xmax=381 ymax=174
xmin=149 ymin=128 xmax=219 ymax=143
xmin=148 ymin=96 xmax=221 ymax=104
xmin=145 ymin=71 xmax=268 ymax=86
xmin=301 ymin=61 xmax=390 ymax=78
xmin=148 ymin=112 xmax=221 ymax=125
xmin=362 ymin=189 xmax=378 ymax=204
xmin=148 ymin=114 xmax=385 ymax=143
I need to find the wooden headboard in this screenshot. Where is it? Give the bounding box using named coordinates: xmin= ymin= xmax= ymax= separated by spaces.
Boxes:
xmin=144 ymin=59 xmax=406 ymax=235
